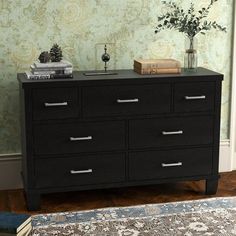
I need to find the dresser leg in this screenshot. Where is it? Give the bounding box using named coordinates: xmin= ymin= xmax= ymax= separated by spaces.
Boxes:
xmin=25 ymin=191 xmax=41 ymax=211
xmin=205 ymin=178 xmax=218 ymax=195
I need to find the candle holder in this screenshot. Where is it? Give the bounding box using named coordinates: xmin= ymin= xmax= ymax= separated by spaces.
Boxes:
xmin=101 ymin=44 xmax=110 ymax=72
xmin=84 ymin=44 xmax=117 ymax=76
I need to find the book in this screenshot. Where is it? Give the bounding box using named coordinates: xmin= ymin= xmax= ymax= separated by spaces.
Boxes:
xmin=0 ymin=212 xmax=31 ymax=235
xmin=134 ymin=66 xmax=181 ymax=75
xmin=31 ymin=69 xmax=73 ymax=75
xmin=18 ymin=225 xmax=31 ymax=236
xmin=30 ymin=65 xmax=73 ymax=75
xmin=0 ymin=225 xmax=32 ymax=236
xmin=50 ymin=74 xmax=73 ymax=79
xmin=31 ymin=70 xmax=59 ymax=75
xmin=0 ymin=224 xmax=32 ymax=236
xmin=34 ymin=60 xmax=72 ymax=69
xmin=25 ymin=72 xmax=51 ymax=80
xmin=134 ymin=59 xmax=181 ymax=69
xmin=25 ymin=71 xmax=73 ymax=80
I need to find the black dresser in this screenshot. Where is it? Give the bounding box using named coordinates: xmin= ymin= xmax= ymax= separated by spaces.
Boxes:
xmin=17 ymin=68 xmax=223 ymax=210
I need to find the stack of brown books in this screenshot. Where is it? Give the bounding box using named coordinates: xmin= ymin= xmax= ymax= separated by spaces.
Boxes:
xmin=134 ymin=59 xmax=181 ymax=75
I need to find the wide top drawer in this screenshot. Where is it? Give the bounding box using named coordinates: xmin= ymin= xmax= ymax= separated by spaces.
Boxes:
xmin=174 ymin=82 xmax=215 ymax=112
xmin=82 ymin=84 xmax=171 ymax=117
xmin=33 ymin=87 xmax=79 ymax=120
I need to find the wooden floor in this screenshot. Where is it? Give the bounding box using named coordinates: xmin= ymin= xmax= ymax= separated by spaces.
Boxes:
xmin=1 ymin=171 xmax=236 ymax=215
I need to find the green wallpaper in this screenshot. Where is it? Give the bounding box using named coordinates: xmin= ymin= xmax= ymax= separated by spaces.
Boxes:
xmin=0 ymin=0 xmax=233 ymax=154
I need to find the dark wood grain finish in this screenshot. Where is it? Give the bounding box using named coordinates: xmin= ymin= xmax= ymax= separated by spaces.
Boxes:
xmin=33 ymin=121 xmax=125 ymax=155
xmin=129 ymin=116 xmax=214 ymax=149
xmin=83 ymin=84 xmax=171 ymax=117
xmin=17 ymin=68 xmax=223 ymax=210
xmin=35 ymin=154 xmax=126 ymax=188
xmin=33 ymin=87 xmax=79 ymax=120
xmin=129 ymin=148 xmax=213 ymax=181
xmin=174 ymin=82 xmax=215 ymax=112
xmin=17 ymin=68 xmax=223 ymax=87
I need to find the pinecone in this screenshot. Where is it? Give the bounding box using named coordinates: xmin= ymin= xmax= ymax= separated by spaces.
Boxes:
xmin=50 ymin=44 xmax=63 ymax=62
xmin=38 ymin=51 xmax=50 ymax=63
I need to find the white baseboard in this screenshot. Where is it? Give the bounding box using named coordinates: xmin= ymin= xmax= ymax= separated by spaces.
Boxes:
xmin=0 ymin=141 xmax=232 ymax=190
xmin=219 ymin=139 xmax=231 ymax=172
xmin=232 ymin=151 xmax=236 ymax=171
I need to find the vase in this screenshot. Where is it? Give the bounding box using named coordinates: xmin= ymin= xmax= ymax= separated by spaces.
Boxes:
xmin=184 ymin=36 xmax=197 ymax=71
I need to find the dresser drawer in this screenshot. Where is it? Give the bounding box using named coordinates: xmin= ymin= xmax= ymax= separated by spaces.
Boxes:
xmin=34 ymin=121 xmax=125 ymax=155
xmin=33 ymin=87 xmax=79 ymax=120
xmin=129 ymin=116 xmax=213 ymax=149
xmin=174 ymin=82 xmax=215 ymax=112
xmin=83 ymin=84 xmax=171 ymax=117
xmin=35 ymin=154 xmax=125 ymax=188
xmin=129 ymin=148 xmax=212 ymax=181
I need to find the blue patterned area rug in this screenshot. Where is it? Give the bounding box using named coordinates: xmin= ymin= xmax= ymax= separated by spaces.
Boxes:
xmin=31 ymin=197 xmax=236 ymax=235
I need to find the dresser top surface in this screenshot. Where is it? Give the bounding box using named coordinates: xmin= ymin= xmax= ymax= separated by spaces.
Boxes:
xmin=17 ymin=67 xmax=223 ymax=88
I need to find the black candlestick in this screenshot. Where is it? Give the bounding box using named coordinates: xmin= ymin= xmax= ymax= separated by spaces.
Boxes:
xmin=84 ymin=44 xmax=117 ymax=76
xmin=101 ymin=44 xmax=110 ymax=72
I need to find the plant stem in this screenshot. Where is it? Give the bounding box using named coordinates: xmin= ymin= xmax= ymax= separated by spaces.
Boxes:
xmin=187 ymin=37 xmax=195 ymax=69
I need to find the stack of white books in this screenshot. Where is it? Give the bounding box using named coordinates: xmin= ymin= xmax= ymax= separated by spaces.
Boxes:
xmin=26 ymin=60 xmax=73 ymax=80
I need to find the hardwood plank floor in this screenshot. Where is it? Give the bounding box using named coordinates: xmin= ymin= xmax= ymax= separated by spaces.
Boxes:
xmin=1 ymin=171 xmax=236 ymax=214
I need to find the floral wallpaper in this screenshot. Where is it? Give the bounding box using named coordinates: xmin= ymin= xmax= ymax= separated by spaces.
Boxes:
xmin=0 ymin=0 xmax=233 ymax=154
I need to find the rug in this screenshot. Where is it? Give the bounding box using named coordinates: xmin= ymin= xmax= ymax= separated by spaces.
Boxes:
xmin=31 ymin=197 xmax=236 ymax=236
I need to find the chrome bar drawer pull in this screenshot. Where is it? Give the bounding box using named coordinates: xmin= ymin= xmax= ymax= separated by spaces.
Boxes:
xmin=70 ymin=169 xmax=93 ymax=174
xmin=162 ymin=130 xmax=183 ymax=135
xmin=162 ymin=162 xmax=182 ymax=168
xmin=70 ymin=136 xmax=93 ymax=141
xmin=44 ymin=102 xmax=68 ymax=107
xmin=117 ymin=98 xmax=139 ymax=103
xmin=184 ymin=95 xmax=206 ymax=100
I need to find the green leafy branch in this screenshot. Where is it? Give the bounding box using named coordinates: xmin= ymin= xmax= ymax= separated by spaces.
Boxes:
xmin=155 ymin=0 xmax=226 ymax=38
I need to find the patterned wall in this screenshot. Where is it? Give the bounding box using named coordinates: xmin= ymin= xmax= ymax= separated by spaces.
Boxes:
xmin=0 ymin=0 xmax=233 ymax=154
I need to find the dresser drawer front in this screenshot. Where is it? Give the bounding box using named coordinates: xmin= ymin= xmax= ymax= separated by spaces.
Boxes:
xmin=33 ymin=88 xmax=79 ymax=120
xmin=35 ymin=154 xmax=125 ymax=188
xmin=129 ymin=116 xmax=213 ymax=149
xmin=174 ymin=82 xmax=215 ymax=112
xmin=34 ymin=121 xmax=125 ymax=155
xmin=83 ymin=84 xmax=171 ymax=117
xmin=129 ymin=148 xmax=212 ymax=181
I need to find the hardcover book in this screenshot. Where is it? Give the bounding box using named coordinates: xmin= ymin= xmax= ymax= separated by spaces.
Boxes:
xmin=134 ymin=59 xmax=181 ymax=69
xmin=30 ymin=65 xmax=73 ymax=75
xmin=0 ymin=212 xmax=31 ymax=235
xmin=31 ymin=64 xmax=73 ymax=72
xmin=134 ymin=66 xmax=181 ymax=75
xmin=34 ymin=60 xmax=72 ymax=69
xmin=25 ymin=72 xmax=51 ymax=80
xmin=25 ymin=72 xmax=73 ymax=80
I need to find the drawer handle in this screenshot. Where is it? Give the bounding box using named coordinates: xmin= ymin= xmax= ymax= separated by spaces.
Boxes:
xmin=117 ymin=98 xmax=139 ymax=103
xmin=70 ymin=136 xmax=93 ymax=141
xmin=162 ymin=162 xmax=182 ymax=167
xmin=184 ymin=95 xmax=206 ymax=100
xmin=162 ymin=130 xmax=183 ymax=135
xmin=70 ymin=169 xmax=93 ymax=174
xmin=44 ymin=102 xmax=68 ymax=107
